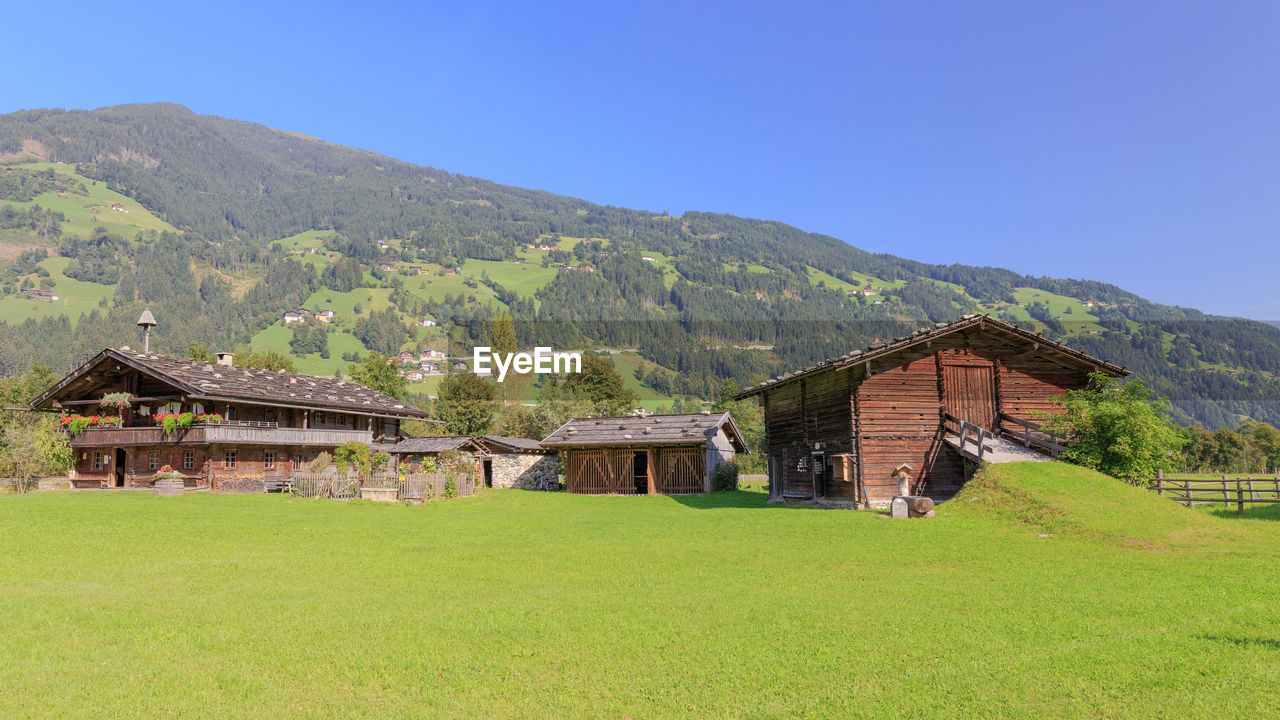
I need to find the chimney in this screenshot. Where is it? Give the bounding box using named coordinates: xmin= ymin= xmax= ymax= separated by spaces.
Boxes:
xmin=216 ymin=352 xmax=235 ymax=367
xmin=136 ymin=308 xmax=157 ymax=354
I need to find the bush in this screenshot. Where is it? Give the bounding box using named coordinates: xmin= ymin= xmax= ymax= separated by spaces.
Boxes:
xmin=308 ymin=451 xmax=332 ymax=473
xmin=1040 ymin=373 xmax=1185 ymax=485
xmin=711 ymin=460 xmax=740 ymax=492
xmin=444 ymin=476 xmax=458 ymax=499
xmin=334 ymin=441 xmax=371 ymax=476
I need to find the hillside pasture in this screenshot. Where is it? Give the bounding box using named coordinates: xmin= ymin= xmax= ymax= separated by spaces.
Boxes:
xmin=401 ymin=272 xmax=504 ymax=307
xmin=0 ymin=160 xmax=178 ymax=239
xmin=1010 ymin=286 xmax=1104 ymax=332
xmin=0 ymin=464 xmax=1277 ymax=718
xmin=463 ymin=259 xmax=557 ymax=299
xmin=0 ymin=255 xmax=114 ymax=324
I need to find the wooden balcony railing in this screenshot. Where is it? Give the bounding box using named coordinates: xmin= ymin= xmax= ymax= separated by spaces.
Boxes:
xmin=69 ymin=424 xmax=372 ymax=448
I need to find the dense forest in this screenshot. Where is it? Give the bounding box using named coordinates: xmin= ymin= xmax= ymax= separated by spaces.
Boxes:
xmin=0 ymin=103 xmax=1278 ymax=429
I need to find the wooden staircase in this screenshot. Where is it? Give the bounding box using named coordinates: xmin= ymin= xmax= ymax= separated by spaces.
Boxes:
xmin=943 ymin=413 xmax=1058 ymax=464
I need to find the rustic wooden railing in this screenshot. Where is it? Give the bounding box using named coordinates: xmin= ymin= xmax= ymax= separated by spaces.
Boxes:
xmin=997 ymin=413 xmax=1068 ymax=457
xmin=942 ymin=413 xmax=994 ymax=462
xmin=1150 ymin=476 xmax=1280 ymax=515
xmin=202 ymin=420 xmax=280 ymax=429
xmin=69 ymin=424 xmax=371 ymax=447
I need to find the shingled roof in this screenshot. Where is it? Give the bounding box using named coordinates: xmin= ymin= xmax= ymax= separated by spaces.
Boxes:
xmin=30 ymin=348 xmax=430 ymax=420
xmin=734 ymin=314 xmax=1129 ymax=399
xmin=478 ymin=436 xmax=548 ymax=453
xmin=373 ymin=436 xmax=481 ymax=454
xmin=541 ymin=412 xmax=747 ymax=452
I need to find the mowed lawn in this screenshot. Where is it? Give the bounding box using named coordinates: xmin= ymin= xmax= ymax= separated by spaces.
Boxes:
xmin=2 ymin=465 xmax=1279 ymax=718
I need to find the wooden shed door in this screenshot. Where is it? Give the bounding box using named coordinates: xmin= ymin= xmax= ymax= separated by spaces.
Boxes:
xmin=942 ymin=363 xmax=997 ymax=431
xmin=655 ymin=447 xmax=706 ymax=494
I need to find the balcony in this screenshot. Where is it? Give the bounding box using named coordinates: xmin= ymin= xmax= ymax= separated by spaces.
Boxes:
xmin=68 ymin=421 xmax=373 ymax=448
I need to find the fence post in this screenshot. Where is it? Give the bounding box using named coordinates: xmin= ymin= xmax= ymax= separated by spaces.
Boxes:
xmin=1237 ymin=479 xmax=1244 ymax=516
xmin=1184 ymin=478 xmax=1191 ymax=508
xmin=1223 ymin=475 xmax=1230 ymax=505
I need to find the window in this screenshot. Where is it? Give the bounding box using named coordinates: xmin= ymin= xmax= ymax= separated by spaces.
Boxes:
xmin=226 ymin=405 xmax=237 ymax=421
xmin=183 ymin=450 xmax=195 ymax=470
xmin=148 ymin=452 xmax=159 ymax=470
xmin=92 ymin=452 xmax=103 ymax=470
xmin=265 ymin=408 xmax=275 ymax=423
xmin=316 ymin=411 xmax=326 ymax=424
xmin=223 ymin=451 xmax=237 ymax=469
xmin=336 ymin=413 xmax=345 ymax=425
xmin=292 ymin=455 xmax=306 ymax=470
xmin=264 ymin=450 xmax=275 ymax=470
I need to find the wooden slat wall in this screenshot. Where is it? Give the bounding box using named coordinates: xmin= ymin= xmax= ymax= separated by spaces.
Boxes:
xmin=762 ymin=368 xmax=855 ymax=498
xmin=565 ymin=449 xmax=620 ymax=494
xmin=655 ymin=447 xmax=705 ymax=494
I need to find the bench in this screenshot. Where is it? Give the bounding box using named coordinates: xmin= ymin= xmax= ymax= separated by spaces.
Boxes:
xmin=263 ymin=478 xmax=296 ymax=493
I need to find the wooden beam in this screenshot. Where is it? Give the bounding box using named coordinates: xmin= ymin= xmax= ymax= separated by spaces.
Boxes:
xmin=56 ymin=395 xmax=183 ymax=407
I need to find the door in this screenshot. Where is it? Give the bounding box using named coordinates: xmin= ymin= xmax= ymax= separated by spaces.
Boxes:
xmin=942 ymin=363 xmax=998 ymax=431
xmin=113 ymin=448 xmax=127 ymax=487
xmin=654 ymin=447 xmax=706 ymax=494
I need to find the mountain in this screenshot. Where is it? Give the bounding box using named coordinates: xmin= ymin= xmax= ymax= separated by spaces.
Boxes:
xmin=1 ymin=103 xmax=1278 ymax=428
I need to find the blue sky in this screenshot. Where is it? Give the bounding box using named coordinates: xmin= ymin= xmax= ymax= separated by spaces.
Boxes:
xmin=4 ymin=1 xmax=1279 ymax=319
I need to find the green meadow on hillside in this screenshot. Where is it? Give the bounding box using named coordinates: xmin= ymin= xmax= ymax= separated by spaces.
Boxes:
xmin=0 ymin=255 xmax=114 ymax=324
xmin=1 ymin=463 xmax=1277 ymax=719
xmin=0 ymin=160 xmax=177 ymax=240
xmin=464 ymin=258 xmax=558 ymax=300
xmin=1010 ymin=286 xmax=1105 ymax=332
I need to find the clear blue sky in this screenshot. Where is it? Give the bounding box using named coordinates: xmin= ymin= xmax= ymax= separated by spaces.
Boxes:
xmin=5 ymin=1 xmax=1279 ymax=319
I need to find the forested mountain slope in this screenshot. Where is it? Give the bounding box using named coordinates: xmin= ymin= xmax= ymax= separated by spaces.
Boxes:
xmin=0 ymin=103 xmax=1277 ymax=428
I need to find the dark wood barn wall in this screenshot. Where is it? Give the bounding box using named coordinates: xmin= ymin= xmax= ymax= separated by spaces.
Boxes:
xmin=762 ymin=368 xmax=857 ymax=501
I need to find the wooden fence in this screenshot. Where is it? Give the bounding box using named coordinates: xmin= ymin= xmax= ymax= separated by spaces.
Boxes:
xmin=1150 ymin=475 xmax=1280 ymax=514
xmin=289 ymin=471 xmax=475 ymax=501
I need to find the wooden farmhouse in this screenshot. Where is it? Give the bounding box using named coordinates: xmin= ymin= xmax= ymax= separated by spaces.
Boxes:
xmin=734 ymin=315 xmax=1128 ymax=506
xmin=30 ymin=348 xmax=430 ymax=490
xmin=541 ymin=412 xmax=746 ymax=495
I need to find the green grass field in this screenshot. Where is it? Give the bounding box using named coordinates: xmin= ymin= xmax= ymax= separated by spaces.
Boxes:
xmin=1010 ymin=286 xmax=1104 ymax=332
xmin=0 ymin=160 xmax=178 ymax=239
xmin=463 ymin=259 xmax=558 ymax=299
xmin=1 ymin=463 xmax=1277 ymax=718
xmin=0 ymin=255 xmax=115 ymax=324
xmin=607 ymin=350 xmax=690 ymax=411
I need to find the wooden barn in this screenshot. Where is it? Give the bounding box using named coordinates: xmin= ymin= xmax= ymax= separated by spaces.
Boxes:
xmin=734 ymin=315 xmax=1128 ymax=506
xmin=541 ymin=413 xmax=746 ymax=495
xmin=30 ymin=347 xmax=431 ymax=490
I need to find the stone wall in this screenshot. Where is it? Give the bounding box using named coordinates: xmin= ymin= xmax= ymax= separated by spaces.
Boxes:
xmin=489 ymin=453 xmax=560 ymax=490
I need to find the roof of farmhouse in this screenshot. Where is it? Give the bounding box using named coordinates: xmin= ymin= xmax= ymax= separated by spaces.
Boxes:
xmin=734 ymin=314 xmax=1129 ymax=399
xmin=541 ymin=412 xmax=747 ymax=452
xmin=30 ymin=347 xmax=430 ymax=420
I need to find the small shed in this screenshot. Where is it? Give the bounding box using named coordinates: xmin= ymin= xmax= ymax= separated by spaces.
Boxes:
xmin=541 ymin=412 xmax=746 ymax=495
xmin=476 ymin=436 xmax=558 ymax=489
xmin=376 ymin=435 xmax=483 ymax=475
